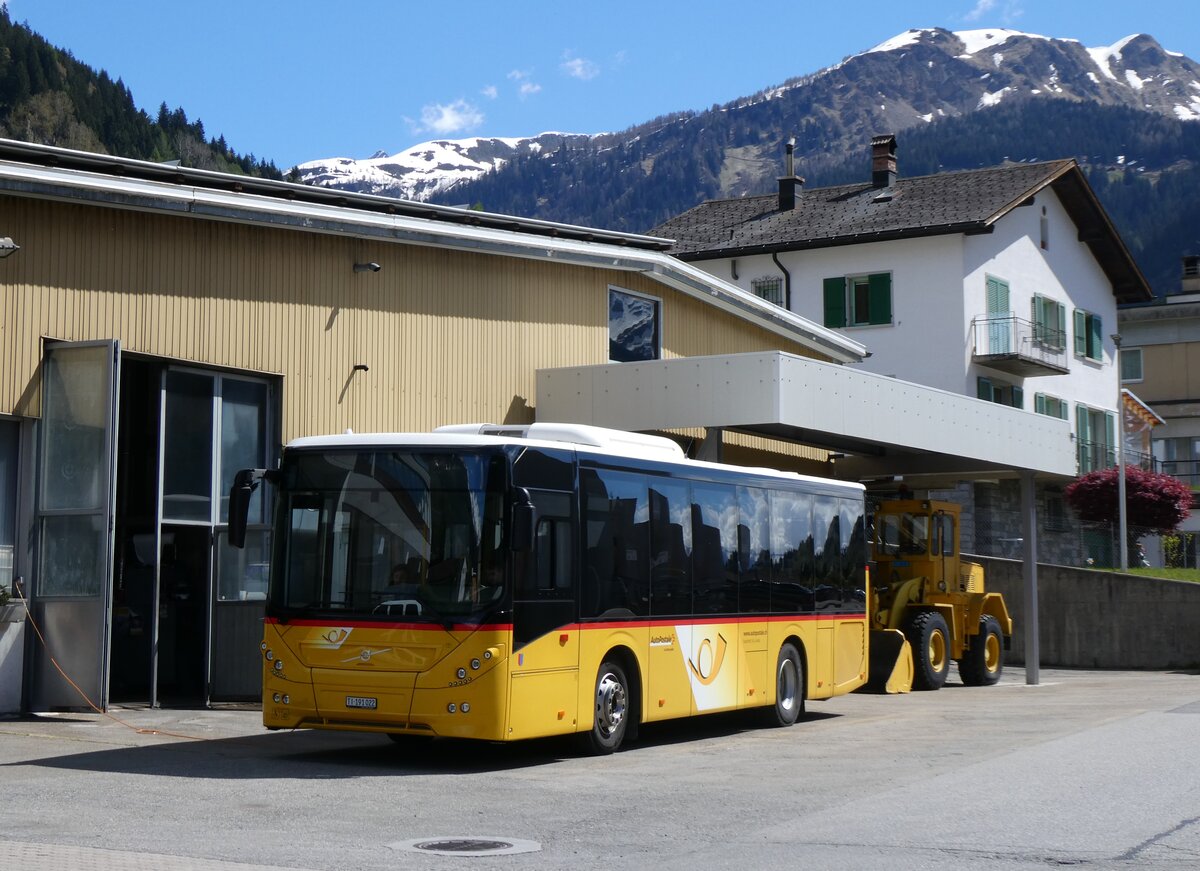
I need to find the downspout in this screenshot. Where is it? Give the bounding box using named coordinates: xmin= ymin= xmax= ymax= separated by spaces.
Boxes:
xmin=771 ymin=251 xmax=792 ymax=310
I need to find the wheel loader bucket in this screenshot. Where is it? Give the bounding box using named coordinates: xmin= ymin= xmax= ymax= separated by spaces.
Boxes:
xmin=862 ymin=629 xmax=914 ymax=694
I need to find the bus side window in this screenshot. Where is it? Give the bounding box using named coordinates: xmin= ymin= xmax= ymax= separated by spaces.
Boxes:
xmin=517 ymin=491 xmax=575 ymax=600
xmin=535 ymin=516 xmax=572 ymax=591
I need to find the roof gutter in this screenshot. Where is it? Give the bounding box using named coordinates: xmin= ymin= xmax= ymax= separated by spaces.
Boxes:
xmin=0 ymin=151 xmax=866 ymax=364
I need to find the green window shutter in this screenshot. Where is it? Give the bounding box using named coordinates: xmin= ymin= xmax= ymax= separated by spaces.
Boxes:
xmin=1011 ymin=386 xmax=1024 ymax=409
xmin=986 ymin=277 xmax=1009 ymax=314
xmin=1035 ymin=393 xmax=1046 ymax=415
xmin=867 ymin=273 xmax=892 ymax=325
xmin=1076 ymin=405 xmax=1090 ymax=471
xmin=977 ymin=376 xmax=992 ymax=401
xmin=823 ymin=277 xmax=846 ymax=328
xmin=1074 ymin=309 xmax=1087 ymax=356
xmin=1089 ymin=314 xmax=1103 ymax=361
xmin=1056 ymin=302 xmax=1067 ymax=350
xmin=1031 ymin=296 xmax=1042 ymax=340
xmin=1104 ymin=411 xmax=1115 ymax=447
xmin=1060 ymin=401 xmax=1069 ymax=421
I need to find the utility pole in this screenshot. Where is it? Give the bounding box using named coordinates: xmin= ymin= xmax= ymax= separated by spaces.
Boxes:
xmin=1112 ymin=333 xmax=1129 ymax=571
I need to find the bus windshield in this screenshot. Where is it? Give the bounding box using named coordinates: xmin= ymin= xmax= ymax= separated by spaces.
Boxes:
xmin=273 ymin=449 xmax=508 ymax=623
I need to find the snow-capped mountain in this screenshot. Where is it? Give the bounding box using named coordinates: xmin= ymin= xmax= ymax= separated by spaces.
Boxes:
xmin=851 ymin=28 xmax=1200 ymax=124
xmin=293 ymin=132 xmax=594 ymax=202
xmin=293 ymin=28 xmax=1200 ymax=207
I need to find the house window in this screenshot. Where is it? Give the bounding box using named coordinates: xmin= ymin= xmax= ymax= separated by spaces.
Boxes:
xmin=1120 ymin=347 xmax=1143 ymax=382
xmin=823 ymin=273 xmax=892 ymax=327
xmin=608 ymin=287 xmax=661 ymax=363
xmin=751 ymin=276 xmax=784 ymax=307
xmin=1040 ymin=207 xmax=1049 ymax=250
xmin=1073 ymin=308 xmax=1103 ymax=362
xmin=1032 ymin=295 xmax=1066 ymax=349
xmin=977 ymin=376 xmax=1024 ymax=409
xmin=1076 ymin=404 xmax=1116 ymax=473
xmin=1034 ymin=393 xmax=1069 ymax=420
xmin=1043 ymin=491 xmax=1070 ymax=532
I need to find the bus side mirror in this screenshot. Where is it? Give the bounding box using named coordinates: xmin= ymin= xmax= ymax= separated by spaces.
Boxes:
xmin=511 ymin=489 xmax=535 ymax=553
xmin=229 ymin=468 xmax=276 ymax=549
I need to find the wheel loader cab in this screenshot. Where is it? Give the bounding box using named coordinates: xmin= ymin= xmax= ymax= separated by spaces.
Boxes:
xmin=872 ymin=500 xmax=960 ymax=596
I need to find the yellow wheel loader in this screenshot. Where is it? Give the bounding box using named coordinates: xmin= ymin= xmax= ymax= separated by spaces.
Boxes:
xmin=865 ymin=500 xmax=1012 ymax=693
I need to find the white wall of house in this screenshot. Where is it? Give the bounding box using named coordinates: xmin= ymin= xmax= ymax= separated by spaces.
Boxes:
xmin=699 ymin=235 xmax=968 ymax=390
xmin=691 ymin=187 xmax=1122 ymax=445
xmin=964 ymin=190 xmax=1120 ymax=417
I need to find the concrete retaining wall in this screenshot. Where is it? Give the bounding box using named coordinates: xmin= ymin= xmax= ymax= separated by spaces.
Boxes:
xmin=971 ymin=556 xmax=1200 ymax=670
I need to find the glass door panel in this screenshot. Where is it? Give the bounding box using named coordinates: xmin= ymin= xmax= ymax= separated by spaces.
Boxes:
xmin=162 ymin=371 xmax=215 ymax=523
xmin=32 ymin=340 xmax=120 ymax=710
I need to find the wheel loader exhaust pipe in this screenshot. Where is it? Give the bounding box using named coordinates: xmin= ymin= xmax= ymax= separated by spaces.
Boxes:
xmin=862 ymin=629 xmax=913 ymax=694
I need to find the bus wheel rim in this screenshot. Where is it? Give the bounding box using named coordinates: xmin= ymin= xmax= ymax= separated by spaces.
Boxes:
xmin=596 ymin=672 xmax=625 ymax=736
xmin=778 ymin=658 xmax=798 ymax=712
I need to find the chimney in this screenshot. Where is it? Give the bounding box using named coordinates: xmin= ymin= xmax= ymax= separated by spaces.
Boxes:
xmin=1183 ymin=255 xmax=1200 ymax=294
xmin=778 ymin=137 xmax=803 ymax=211
xmin=871 ymin=134 xmax=897 ymax=188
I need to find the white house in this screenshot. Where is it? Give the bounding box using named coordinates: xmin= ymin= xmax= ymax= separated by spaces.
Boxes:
xmin=651 ymin=136 xmax=1154 ymax=560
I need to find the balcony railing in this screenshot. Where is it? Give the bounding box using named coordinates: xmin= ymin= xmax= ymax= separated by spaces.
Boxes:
xmin=1160 ymin=459 xmax=1200 ymax=488
xmin=1076 ymin=442 xmax=1158 ymax=476
xmin=971 ymin=314 xmax=1069 ymax=376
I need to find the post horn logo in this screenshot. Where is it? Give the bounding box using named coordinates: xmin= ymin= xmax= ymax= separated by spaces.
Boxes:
xmin=687 ymin=633 xmax=728 ymax=686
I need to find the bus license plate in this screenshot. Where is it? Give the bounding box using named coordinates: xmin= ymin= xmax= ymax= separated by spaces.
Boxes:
xmin=345 ymin=696 xmax=378 ymax=710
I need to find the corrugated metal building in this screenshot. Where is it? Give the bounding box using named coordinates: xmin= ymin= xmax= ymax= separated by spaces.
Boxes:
xmin=0 ymin=140 xmax=863 ymax=712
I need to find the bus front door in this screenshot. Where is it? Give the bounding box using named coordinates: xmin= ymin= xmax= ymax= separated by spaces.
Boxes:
xmin=509 ymin=490 xmax=579 ymax=739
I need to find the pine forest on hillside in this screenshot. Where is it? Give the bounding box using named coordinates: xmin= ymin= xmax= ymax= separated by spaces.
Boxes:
xmin=432 ymin=100 xmax=1200 ymax=296
xmin=0 ymin=11 xmax=279 ymax=178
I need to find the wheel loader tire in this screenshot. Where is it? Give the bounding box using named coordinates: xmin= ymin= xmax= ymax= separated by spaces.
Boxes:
xmin=958 ymin=615 xmax=1004 ymax=686
xmin=904 ymin=610 xmax=950 ymax=691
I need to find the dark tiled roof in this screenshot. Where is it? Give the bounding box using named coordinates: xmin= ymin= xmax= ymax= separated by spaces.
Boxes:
xmin=649 ymin=159 xmax=1151 ymax=302
xmin=651 ymin=160 xmax=1076 ymax=255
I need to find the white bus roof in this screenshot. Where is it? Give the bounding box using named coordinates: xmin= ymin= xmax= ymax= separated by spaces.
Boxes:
xmin=285 ymin=423 xmax=864 ymax=492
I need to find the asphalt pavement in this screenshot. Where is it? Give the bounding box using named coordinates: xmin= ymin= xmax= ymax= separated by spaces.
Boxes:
xmin=2 ymin=667 xmax=1199 ymax=870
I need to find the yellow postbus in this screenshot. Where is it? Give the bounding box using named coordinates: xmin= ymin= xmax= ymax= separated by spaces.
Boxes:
xmin=230 ymin=423 xmax=868 ymax=753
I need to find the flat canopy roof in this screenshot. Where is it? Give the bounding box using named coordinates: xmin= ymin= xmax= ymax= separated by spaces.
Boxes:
xmin=536 ymin=351 xmax=1077 ymax=483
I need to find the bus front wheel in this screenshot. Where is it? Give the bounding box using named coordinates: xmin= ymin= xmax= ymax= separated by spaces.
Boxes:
xmin=581 ymin=660 xmax=630 ymax=755
xmin=764 ymin=642 xmax=805 ymax=727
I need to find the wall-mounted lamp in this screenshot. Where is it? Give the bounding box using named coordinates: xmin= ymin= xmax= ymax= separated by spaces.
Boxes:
xmin=353 ymin=261 xmax=381 ymax=273
xmin=353 ymin=364 xmax=369 ymax=372
xmin=0 ymin=237 xmax=19 ymax=259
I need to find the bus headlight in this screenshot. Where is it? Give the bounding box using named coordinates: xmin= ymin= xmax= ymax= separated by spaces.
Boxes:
xmin=447 ymin=703 xmax=457 ymax=713
xmin=456 ymin=667 xmax=467 ymax=679
xmin=460 ymin=703 xmax=470 ymax=713
xmin=470 ymin=658 xmax=481 ymax=670
xmin=273 ymin=659 xmax=284 ymax=672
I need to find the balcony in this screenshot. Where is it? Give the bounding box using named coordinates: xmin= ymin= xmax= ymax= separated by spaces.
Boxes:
xmin=971 ymin=314 xmax=1069 ymax=376
xmin=1076 ymin=441 xmax=1158 ymax=476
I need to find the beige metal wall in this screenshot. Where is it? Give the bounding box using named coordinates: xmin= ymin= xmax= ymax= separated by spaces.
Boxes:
xmin=1138 ymin=342 xmax=1200 ymax=405
xmin=0 ymin=193 xmax=819 ymax=443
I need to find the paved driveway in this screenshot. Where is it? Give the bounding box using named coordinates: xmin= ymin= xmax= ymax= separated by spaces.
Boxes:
xmin=2 ymin=667 xmax=1198 ymax=870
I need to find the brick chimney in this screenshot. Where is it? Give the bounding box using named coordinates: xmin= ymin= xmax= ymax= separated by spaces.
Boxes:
xmin=871 ymin=134 xmax=897 ymax=188
xmin=778 ymin=137 xmax=804 ymax=211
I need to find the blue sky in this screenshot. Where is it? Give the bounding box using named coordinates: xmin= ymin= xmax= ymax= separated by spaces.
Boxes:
xmin=6 ymin=0 xmax=1199 ymax=170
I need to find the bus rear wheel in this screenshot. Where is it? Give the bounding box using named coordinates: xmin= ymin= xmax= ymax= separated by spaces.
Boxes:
xmin=580 ymin=660 xmax=630 ymax=755
xmin=764 ymin=642 xmax=804 ymax=727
